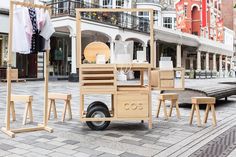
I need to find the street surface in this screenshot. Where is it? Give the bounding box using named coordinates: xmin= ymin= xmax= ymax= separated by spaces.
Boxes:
xmin=0 ymin=78 xmax=235 ymax=157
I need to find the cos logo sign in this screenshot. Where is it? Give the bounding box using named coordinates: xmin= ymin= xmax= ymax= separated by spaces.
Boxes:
xmin=124 ymin=103 xmax=143 ymax=110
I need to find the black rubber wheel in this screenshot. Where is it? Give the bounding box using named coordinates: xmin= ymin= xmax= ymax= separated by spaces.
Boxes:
xmin=86 ymin=106 xmax=110 ymax=130
xmin=87 ymin=101 xmax=108 ymax=112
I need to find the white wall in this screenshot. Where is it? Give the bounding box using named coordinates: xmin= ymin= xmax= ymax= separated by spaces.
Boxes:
xmin=224 ymin=27 xmax=234 ymax=52
xmin=0 ymin=0 xmax=43 ymax=9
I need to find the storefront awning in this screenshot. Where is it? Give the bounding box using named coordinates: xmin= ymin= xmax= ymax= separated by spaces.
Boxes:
xmin=154 ymin=27 xmax=234 ymax=56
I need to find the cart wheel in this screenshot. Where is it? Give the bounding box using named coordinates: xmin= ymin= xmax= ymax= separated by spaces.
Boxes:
xmin=86 ymin=106 xmax=110 ymax=130
xmin=87 ymin=101 xmax=108 ymax=112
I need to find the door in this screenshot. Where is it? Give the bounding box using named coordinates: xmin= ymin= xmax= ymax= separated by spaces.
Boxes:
xmin=27 ymin=53 xmax=38 ymax=78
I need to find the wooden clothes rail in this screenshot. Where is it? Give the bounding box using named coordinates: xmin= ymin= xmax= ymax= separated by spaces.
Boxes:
xmin=1 ymin=0 xmax=53 ymax=138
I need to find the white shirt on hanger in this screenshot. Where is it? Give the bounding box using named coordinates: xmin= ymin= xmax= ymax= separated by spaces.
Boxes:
xmin=12 ymin=7 xmax=33 ymax=54
xmin=12 ymin=7 xmax=55 ymax=53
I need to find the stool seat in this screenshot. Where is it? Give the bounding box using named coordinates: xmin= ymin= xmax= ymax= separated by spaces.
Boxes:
xmin=9 ymin=94 xmax=33 ymax=125
xmin=190 ymin=97 xmax=216 ymax=127
xmin=11 ymin=95 xmax=33 ymax=102
xmin=159 ymin=93 xmax=178 ymax=100
xmin=48 ymin=93 xmax=72 ymax=122
xmin=192 ymin=97 xmax=215 ymax=104
xmin=157 ymin=93 xmax=180 ymax=120
xmin=48 ymin=93 xmax=72 ymax=100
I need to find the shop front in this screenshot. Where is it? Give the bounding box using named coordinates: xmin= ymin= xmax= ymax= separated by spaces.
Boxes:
xmin=0 ymin=34 xmax=8 ymax=79
xmin=49 ymin=34 xmax=71 ymax=77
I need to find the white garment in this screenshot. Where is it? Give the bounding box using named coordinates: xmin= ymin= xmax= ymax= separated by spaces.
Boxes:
xmin=40 ymin=10 xmax=55 ymax=50
xmin=12 ymin=7 xmax=55 ymax=53
xmin=12 ymin=7 xmax=32 ymax=54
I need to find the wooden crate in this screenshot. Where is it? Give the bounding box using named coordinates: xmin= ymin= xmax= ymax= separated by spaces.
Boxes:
xmin=117 ymin=92 xmax=149 ymax=118
xmin=159 ymin=71 xmax=174 ymax=79
xmin=80 ymin=65 xmax=116 ymax=92
xmin=11 ymin=69 xmax=18 ymax=80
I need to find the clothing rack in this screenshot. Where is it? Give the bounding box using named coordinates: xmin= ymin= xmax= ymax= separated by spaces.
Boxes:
xmin=1 ymin=0 xmax=53 ymax=138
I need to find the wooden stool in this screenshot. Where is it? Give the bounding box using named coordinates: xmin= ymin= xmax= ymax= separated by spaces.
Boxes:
xmin=157 ymin=93 xmax=180 ymax=120
xmin=190 ymin=97 xmax=216 ymax=127
xmin=10 ymin=95 xmax=33 ymax=125
xmin=48 ymin=93 xmax=72 ymax=122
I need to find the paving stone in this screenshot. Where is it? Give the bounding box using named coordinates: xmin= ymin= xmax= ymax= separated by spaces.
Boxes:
xmin=73 ymin=152 xmax=90 ymax=157
xmin=99 ymin=153 xmax=119 ymax=157
xmin=39 ymin=135 xmax=57 ymax=140
xmin=29 ymin=147 xmax=53 ymax=155
xmin=61 ymin=144 xmax=79 ymax=150
xmin=8 ymin=148 xmax=29 ymax=155
xmin=53 ymin=147 xmax=77 ymax=155
xmin=33 ymin=142 xmax=58 ymax=150
xmin=77 ymin=147 xmax=104 ymax=156
xmin=104 ymin=133 xmax=123 ymax=138
xmin=120 ymin=152 xmax=146 ymax=157
xmin=48 ymin=152 xmax=68 ymax=157
xmin=62 ymin=140 xmax=80 ymax=145
xmin=0 ymin=149 xmax=11 ymax=156
xmin=0 ymin=144 xmax=16 ymax=151
xmin=95 ymin=147 xmax=124 ymax=155
xmin=120 ymin=139 xmax=143 ymax=146
xmin=4 ymin=154 xmax=22 ymax=157
xmin=23 ymin=152 xmax=48 ymax=157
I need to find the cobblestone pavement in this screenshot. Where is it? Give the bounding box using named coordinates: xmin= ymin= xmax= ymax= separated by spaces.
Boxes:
xmin=0 ymin=78 xmax=236 ymax=157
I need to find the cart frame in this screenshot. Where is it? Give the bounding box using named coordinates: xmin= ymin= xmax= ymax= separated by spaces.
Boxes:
xmin=76 ymin=8 xmax=155 ymax=129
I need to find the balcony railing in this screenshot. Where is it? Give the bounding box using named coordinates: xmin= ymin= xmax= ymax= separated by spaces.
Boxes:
xmin=48 ymin=0 xmax=150 ymax=33
xmin=136 ymin=0 xmax=160 ymax=3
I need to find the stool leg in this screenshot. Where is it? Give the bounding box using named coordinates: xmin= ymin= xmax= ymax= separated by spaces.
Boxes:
xmin=48 ymin=100 xmax=52 ymax=120
xmin=175 ymin=100 xmax=181 ymax=119
xmin=211 ymin=104 xmax=217 ymax=126
xmin=67 ymin=100 xmax=72 ymax=120
xmin=156 ymin=100 xmax=161 ymax=118
xmin=28 ymin=101 xmax=33 ymax=123
xmin=189 ymin=104 xmax=195 ymax=125
xmin=168 ymin=100 xmax=173 ymax=117
xmin=203 ymin=104 xmax=210 ymax=124
xmin=52 ymin=100 xmax=57 ymax=119
xmin=62 ymin=101 xmax=67 ymax=122
xmin=162 ymin=100 xmax=168 ymax=120
xmin=23 ymin=103 xmax=29 ymax=125
xmin=195 ymin=104 xmax=202 ymax=127
xmin=11 ymin=101 xmax=16 ymax=121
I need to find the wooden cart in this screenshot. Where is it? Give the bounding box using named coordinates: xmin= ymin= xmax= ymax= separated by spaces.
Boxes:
xmin=79 ymin=64 xmax=152 ymax=130
xmin=77 ymin=8 xmax=155 ymax=130
xmin=77 ymin=8 xmax=185 ymax=130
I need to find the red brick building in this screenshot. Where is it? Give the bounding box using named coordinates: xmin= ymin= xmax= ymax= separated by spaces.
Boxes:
xmin=180 ymin=0 xmax=222 ymax=40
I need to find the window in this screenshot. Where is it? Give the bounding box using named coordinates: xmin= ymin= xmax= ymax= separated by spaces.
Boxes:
xmin=103 ymin=0 xmax=112 ymax=8
xmin=184 ymin=5 xmax=187 ymax=17
xmin=163 ymin=17 xmax=172 ymax=29
xmin=154 ymin=10 xmax=158 ymax=25
xmin=116 ymin=0 xmax=124 ymax=8
xmin=138 ymin=12 xmax=149 ymax=32
xmin=174 ymin=17 xmax=176 ymax=29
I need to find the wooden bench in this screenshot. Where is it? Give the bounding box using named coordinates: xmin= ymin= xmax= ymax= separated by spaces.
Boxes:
xmin=48 ymin=93 xmax=72 ymax=122
xmin=190 ymin=97 xmax=216 ymax=127
xmin=10 ymin=95 xmax=33 ymax=125
xmin=157 ymin=93 xmax=180 ymax=120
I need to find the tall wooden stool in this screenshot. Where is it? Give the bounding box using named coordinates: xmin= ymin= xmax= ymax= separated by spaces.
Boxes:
xmin=10 ymin=95 xmax=33 ymax=125
xmin=190 ymin=97 xmax=216 ymax=127
xmin=48 ymin=93 xmax=72 ymax=122
xmin=157 ymin=93 xmax=180 ymax=120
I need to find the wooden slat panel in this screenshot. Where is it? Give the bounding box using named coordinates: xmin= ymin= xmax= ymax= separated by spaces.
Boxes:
xmin=82 ymin=74 xmax=115 ymax=78
xmin=82 ymin=80 xmax=114 ymax=84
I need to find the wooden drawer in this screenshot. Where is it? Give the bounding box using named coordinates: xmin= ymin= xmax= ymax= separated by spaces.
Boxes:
xmin=117 ymin=93 xmax=149 ymax=118
xmin=160 ymin=80 xmax=174 ymax=88
xmin=159 ymin=71 xmax=174 ymax=79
